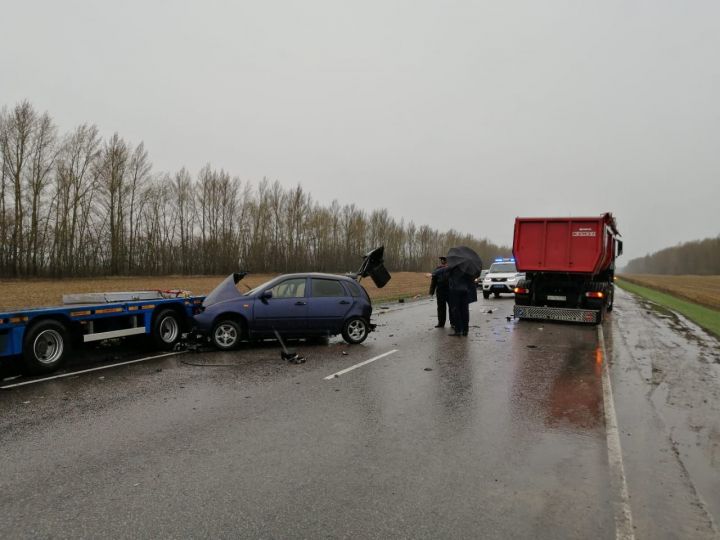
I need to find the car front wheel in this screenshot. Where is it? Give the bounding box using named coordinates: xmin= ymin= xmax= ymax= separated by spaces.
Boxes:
xmin=341 ymin=317 xmax=369 ymax=344
xmin=212 ymin=319 xmax=243 ymax=350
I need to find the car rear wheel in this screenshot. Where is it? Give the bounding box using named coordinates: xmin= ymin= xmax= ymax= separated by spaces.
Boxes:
xmin=342 ymin=317 xmax=369 ymax=344
xmin=212 ymin=319 xmax=243 ymax=350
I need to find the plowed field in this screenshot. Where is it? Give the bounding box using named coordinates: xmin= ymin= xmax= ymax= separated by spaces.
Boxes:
xmin=619 ymin=274 xmax=720 ymax=310
xmin=0 ymin=272 xmax=431 ymax=311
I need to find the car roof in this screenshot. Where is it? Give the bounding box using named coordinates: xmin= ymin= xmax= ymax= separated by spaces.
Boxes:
xmin=274 ymin=272 xmax=356 ymax=282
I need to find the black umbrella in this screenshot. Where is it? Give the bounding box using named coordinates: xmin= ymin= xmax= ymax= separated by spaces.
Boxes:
xmin=446 ymin=246 xmax=483 ymax=278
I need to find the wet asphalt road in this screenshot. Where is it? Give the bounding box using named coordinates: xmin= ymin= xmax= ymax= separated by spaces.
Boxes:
xmin=1 ymin=290 xmax=719 ymax=539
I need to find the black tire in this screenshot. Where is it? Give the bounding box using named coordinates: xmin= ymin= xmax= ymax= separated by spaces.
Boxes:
xmin=583 ymin=282 xmax=607 ymax=323
xmin=151 ymin=309 xmax=183 ymax=350
xmin=211 ymin=319 xmax=243 ymax=350
xmin=596 ymin=305 xmax=606 ymax=324
xmin=341 ymin=317 xmax=369 ymax=344
xmin=606 ymin=284 xmax=614 ymax=312
xmin=482 ymin=291 xmax=490 ymax=299
xmin=514 ymin=279 xmax=531 ymax=306
xmin=22 ymin=319 xmax=70 ymax=375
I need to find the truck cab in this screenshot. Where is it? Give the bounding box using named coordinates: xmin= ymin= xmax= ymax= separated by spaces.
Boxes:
xmin=481 ymin=258 xmax=525 ymax=299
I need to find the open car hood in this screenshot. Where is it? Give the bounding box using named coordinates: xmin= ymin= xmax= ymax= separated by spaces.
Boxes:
xmin=202 ymin=272 xmax=247 ymax=307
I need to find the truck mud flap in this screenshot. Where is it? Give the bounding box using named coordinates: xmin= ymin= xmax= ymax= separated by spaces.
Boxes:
xmin=514 ymin=305 xmax=600 ymax=324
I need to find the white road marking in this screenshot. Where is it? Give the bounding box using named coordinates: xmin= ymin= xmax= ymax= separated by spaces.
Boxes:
xmin=0 ymin=351 xmax=186 ymax=390
xmin=324 ymin=349 xmax=398 ymax=380
xmin=598 ymin=325 xmax=636 ymax=540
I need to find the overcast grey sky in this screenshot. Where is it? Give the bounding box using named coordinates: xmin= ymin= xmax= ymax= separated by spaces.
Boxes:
xmin=2 ymin=0 xmax=718 ymax=260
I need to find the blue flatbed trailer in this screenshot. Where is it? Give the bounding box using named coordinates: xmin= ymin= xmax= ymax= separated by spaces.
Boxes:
xmin=0 ymin=292 xmax=205 ymax=375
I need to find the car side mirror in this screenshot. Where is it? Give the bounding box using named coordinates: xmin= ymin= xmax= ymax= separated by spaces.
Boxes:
xmin=617 ymin=240 xmax=623 ymax=256
xmin=261 ymin=290 xmax=273 ymax=301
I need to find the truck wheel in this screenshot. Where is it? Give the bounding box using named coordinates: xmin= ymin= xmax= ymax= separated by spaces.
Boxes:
xmin=596 ymin=306 xmax=606 ymax=324
xmin=152 ymin=309 xmax=183 ymax=350
xmin=514 ymin=279 xmax=531 ymax=306
xmin=342 ymin=317 xmax=369 ymax=344
xmin=212 ymin=319 xmax=242 ymax=350
xmin=482 ymin=291 xmax=490 ymax=299
xmin=606 ymin=285 xmax=614 ymax=312
xmin=22 ymin=320 xmax=70 ymax=375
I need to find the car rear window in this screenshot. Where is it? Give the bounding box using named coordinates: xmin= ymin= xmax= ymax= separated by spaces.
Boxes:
xmin=311 ymin=279 xmax=346 ymax=298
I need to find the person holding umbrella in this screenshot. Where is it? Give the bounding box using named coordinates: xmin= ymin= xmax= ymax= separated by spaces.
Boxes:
xmin=429 ymin=256 xmax=453 ymax=328
xmin=432 ymin=246 xmax=482 ymax=336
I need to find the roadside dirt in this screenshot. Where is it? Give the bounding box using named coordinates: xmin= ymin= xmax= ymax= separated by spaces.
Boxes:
xmin=0 ymin=272 xmax=432 ymax=311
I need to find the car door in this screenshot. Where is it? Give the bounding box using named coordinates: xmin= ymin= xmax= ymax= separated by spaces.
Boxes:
xmin=306 ymin=278 xmax=354 ymax=333
xmin=252 ymin=277 xmax=308 ymax=335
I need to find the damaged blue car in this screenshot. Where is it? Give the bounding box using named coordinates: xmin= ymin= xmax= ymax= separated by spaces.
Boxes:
xmin=193 ymin=247 xmax=390 ymax=350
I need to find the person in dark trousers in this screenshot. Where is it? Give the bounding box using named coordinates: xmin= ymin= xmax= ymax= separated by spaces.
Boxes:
xmin=433 ymin=264 xmax=477 ymax=336
xmin=429 ymin=256 xmax=452 ymax=328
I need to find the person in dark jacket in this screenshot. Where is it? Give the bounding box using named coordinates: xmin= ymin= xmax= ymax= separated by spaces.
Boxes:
xmin=432 ymin=264 xmax=478 ymax=336
xmin=429 ymin=256 xmax=452 ymax=328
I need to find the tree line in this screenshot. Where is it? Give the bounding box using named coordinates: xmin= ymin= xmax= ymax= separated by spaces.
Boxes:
xmin=1 ymin=101 xmax=507 ymax=278
xmin=623 ymin=237 xmax=720 ymax=275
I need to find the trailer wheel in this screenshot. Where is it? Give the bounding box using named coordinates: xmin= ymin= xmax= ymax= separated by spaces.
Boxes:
xmin=152 ymin=309 xmax=183 ymax=350
xmin=22 ymin=320 xmax=70 ymax=375
xmin=212 ymin=319 xmax=243 ymax=350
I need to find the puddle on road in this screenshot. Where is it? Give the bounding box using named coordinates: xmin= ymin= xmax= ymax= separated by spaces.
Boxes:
xmin=508 ymin=324 xmax=604 ymax=435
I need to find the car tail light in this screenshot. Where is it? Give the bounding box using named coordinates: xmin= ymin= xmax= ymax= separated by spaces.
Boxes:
xmin=514 ymin=287 xmax=529 ymax=294
xmin=585 ymin=291 xmax=604 ymax=299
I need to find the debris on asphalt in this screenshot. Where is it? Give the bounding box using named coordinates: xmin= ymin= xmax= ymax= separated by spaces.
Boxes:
xmin=398 ymin=298 xmax=405 ymax=303
xmin=486 ymin=309 xmax=494 ymax=314
xmin=342 ymin=351 xmax=349 ymax=356
xmin=526 ymin=345 xmax=538 ymax=349
xmin=424 ymin=368 xmax=433 ymax=371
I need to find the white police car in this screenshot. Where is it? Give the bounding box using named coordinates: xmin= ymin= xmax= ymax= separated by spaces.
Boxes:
xmin=481 ymin=258 xmax=525 ymax=299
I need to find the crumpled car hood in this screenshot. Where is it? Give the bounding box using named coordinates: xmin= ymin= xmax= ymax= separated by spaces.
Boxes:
xmin=202 ymin=272 xmax=247 ymax=307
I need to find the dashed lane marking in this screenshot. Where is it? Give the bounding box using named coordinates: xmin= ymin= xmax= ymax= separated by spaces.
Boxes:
xmin=598 ymin=324 xmax=636 ymax=540
xmin=0 ymin=351 xmax=186 ymax=390
xmin=323 ymin=349 xmax=399 ymax=380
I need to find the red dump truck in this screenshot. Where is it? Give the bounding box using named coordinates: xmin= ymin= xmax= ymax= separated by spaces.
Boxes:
xmin=512 ymin=213 xmax=623 ymax=324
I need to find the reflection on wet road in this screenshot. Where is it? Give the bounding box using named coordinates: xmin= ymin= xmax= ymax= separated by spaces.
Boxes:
xmin=1 ymin=292 xmax=717 ymax=538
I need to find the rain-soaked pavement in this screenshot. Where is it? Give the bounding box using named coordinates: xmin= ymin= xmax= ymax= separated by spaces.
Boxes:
xmin=1 ymin=289 xmax=718 ymax=539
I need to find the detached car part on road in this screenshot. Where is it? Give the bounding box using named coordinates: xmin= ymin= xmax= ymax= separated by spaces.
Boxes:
xmin=194 ymin=247 xmax=390 ymax=349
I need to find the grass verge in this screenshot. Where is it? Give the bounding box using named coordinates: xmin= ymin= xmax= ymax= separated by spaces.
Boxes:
xmin=616 ymin=278 xmax=720 ymax=338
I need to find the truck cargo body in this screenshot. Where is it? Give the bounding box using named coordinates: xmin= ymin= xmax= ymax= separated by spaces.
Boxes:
xmin=512 ymin=213 xmax=622 ymax=323
xmin=0 ymin=291 xmax=204 ymax=375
